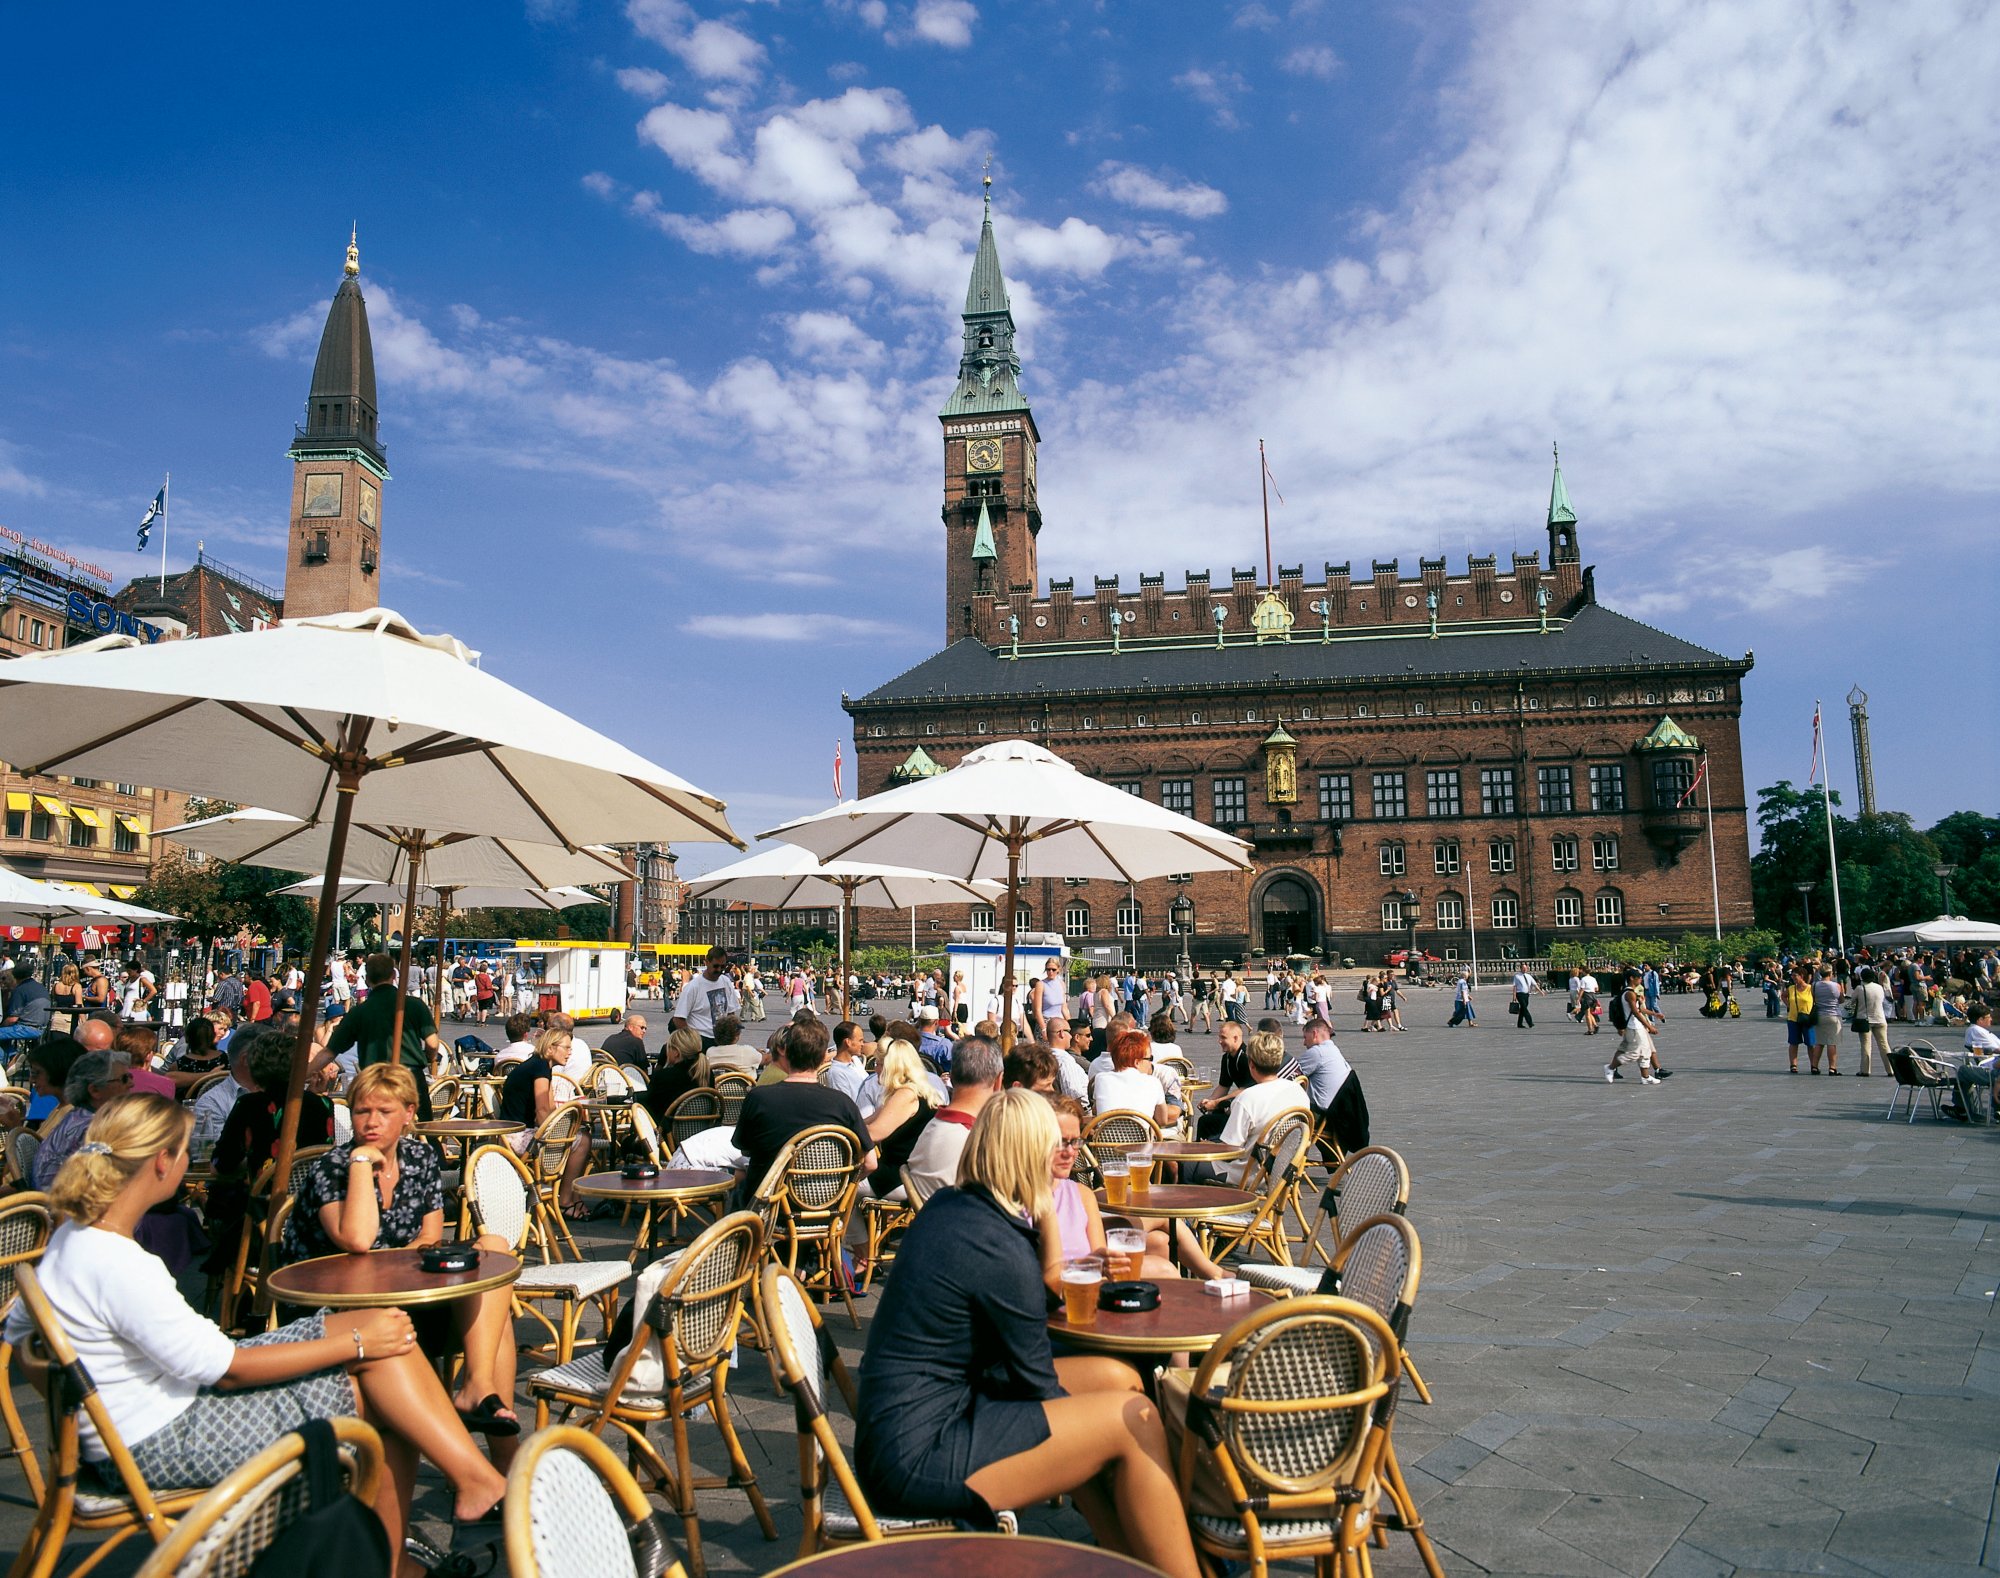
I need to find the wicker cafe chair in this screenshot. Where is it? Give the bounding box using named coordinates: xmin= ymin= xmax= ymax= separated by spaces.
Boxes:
xmin=130 ymin=1418 xmax=385 ymax=1578
xmin=1240 ymin=1145 xmax=1412 ymax=1299
xmin=1198 ymin=1110 xmax=1315 ymax=1267
xmin=0 ymin=1193 xmax=54 ymax=1504
xmin=1078 ymin=1110 xmax=1160 ymax=1189
xmin=501 ymin=1425 xmax=683 ymax=1578
xmin=527 ymin=1211 xmax=774 ymax=1578
xmin=9 ymin=1266 xmax=211 ymax=1578
xmin=618 ymin=1063 xmax=651 ymax=1093
xmin=664 ymin=1089 xmax=724 ymax=1153
xmin=754 ymin=1126 xmax=867 ymax=1329
xmin=7 ymin=1130 xmax=40 ymax=1192
xmin=712 ymin=1072 xmax=753 ymax=1127
xmin=429 ymin=1075 xmax=464 ymax=1117
xmin=222 ymin=1146 xmax=332 ymax=1332
xmin=1162 ymin=1295 xmax=1410 ymax=1578
xmin=756 ymin=1263 xmax=1018 ymax=1557
xmin=526 ymin=1102 xmax=589 ymax=1257
xmin=466 ymin=1144 xmax=630 ymax=1364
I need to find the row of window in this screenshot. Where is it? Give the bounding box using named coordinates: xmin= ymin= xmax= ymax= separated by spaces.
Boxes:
xmin=3 ymin=809 xmax=145 ymax=852
xmin=1111 ymin=765 xmax=1639 ymax=825
xmin=969 ymin=900 xmax=1193 ymax=939
xmin=1376 ymin=834 xmax=1618 ymax=877
xmin=1382 ymin=891 xmax=1627 ymax=930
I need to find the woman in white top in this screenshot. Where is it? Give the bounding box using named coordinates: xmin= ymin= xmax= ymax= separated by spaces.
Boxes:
xmin=6 ymin=1093 xmax=506 ymax=1564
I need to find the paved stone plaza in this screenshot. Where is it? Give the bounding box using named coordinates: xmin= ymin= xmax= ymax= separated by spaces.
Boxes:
xmin=7 ymin=995 xmax=1996 ymax=1575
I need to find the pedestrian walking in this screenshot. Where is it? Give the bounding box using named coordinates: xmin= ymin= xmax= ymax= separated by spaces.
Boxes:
xmin=1510 ymin=967 xmax=1538 ymax=1028
xmin=1605 ymin=971 xmax=1662 ymax=1083
xmin=1447 ymin=970 xmax=1477 ymax=1027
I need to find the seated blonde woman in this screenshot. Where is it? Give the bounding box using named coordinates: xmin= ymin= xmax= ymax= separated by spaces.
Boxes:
xmin=862 ymin=1038 xmax=940 ymax=1200
xmin=1041 ymin=1095 xmax=1222 ymax=1287
xmin=6 ymin=1093 xmax=505 ymax=1569
xmin=495 ymin=1025 xmax=594 ymax=1217
xmin=281 ymin=1064 xmax=526 ymax=1446
xmin=855 ymin=1089 xmax=1198 ymax=1578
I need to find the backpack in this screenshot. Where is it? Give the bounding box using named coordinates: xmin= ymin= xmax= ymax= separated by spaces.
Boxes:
xmin=1607 ymin=992 xmax=1630 ymax=1031
xmin=246 ymin=1418 xmax=391 ymax=1578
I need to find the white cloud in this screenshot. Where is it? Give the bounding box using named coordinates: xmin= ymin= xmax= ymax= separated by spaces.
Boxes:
xmin=1173 ymin=68 xmax=1247 ymax=129
xmin=1280 ymin=44 xmax=1340 ymax=79
xmin=626 ymin=0 xmax=766 ymax=83
xmin=681 ymin=611 xmax=903 ymax=642
xmin=615 ymin=65 xmax=672 ymax=98
xmin=1092 ymin=161 xmax=1228 ymax=219
xmin=641 ymin=202 xmax=798 ymax=257
xmin=0 ymin=442 xmax=49 ymax=499
xmin=909 ymin=0 xmax=976 ymax=48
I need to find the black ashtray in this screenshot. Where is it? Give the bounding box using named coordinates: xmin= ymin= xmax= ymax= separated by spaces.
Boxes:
xmin=621 ymin=1163 xmax=660 ymax=1181
xmin=419 ymin=1245 xmax=481 ymax=1274
xmin=601 ymin=1093 xmax=632 ymax=1107
xmin=1100 ymin=1280 xmax=1161 ymax=1313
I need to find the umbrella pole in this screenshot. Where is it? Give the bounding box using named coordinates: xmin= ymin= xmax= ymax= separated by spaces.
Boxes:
xmin=838 ymin=881 xmax=853 ymax=1021
xmin=432 ymin=890 xmax=454 ymax=1030
xmin=390 ymin=850 xmax=422 ymax=1059
xmin=269 ymin=770 xmax=359 ymax=1205
xmin=1001 ymin=830 xmax=1021 ymax=1054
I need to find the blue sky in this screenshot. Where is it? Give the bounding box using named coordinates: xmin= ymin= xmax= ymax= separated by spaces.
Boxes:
xmin=2 ymin=1 xmax=1993 ymax=872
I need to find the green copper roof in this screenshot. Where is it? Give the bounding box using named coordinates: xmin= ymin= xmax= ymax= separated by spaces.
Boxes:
xmin=1635 ymin=715 xmax=1699 ymax=751
xmin=969 ymin=499 xmax=996 ymax=560
xmin=888 ymin=746 xmax=946 ymax=781
xmin=940 ymin=203 xmax=1032 ymax=419
xmin=1548 ymin=447 xmax=1576 ymax=527
xmin=1262 ymin=724 xmax=1297 ymax=747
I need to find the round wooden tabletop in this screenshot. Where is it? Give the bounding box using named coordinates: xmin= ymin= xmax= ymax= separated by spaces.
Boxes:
xmin=767 ymin=1532 xmax=1166 ymax=1576
xmin=265 ymin=1247 xmax=522 ymax=1309
xmin=574 ymin=1169 xmax=734 ymax=1201
xmin=1150 ymin=1141 xmax=1243 ymax=1162
xmin=1094 ymin=1184 xmax=1257 ymax=1220
xmin=416 ymin=1119 xmax=525 ymax=1137
xmin=1049 ymin=1275 xmax=1263 ymax=1357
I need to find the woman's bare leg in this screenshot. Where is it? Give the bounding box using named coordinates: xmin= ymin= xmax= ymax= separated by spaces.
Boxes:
xmin=449 ymin=1233 xmax=522 ymax=1465
xmin=967 ymin=1393 xmax=1198 ymax=1578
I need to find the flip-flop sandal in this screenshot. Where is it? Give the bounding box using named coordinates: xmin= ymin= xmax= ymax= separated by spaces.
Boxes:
xmin=455 ymin=1395 xmax=521 ymax=1438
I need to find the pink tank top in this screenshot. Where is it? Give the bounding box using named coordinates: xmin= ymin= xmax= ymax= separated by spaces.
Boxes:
xmin=1053 ymin=1178 xmax=1092 ymax=1262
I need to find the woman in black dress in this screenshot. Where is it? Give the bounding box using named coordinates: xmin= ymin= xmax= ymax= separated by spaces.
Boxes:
xmin=854 ymin=1090 xmax=1198 ymax=1577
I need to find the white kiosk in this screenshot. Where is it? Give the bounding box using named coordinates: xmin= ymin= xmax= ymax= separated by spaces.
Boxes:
xmin=501 ymin=939 xmax=631 ymax=1024
xmin=945 ymin=930 xmax=1068 ymax=1026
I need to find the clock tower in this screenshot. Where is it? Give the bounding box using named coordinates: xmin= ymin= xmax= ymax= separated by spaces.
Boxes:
xmin=940 ymin=181 xmax=1039 ymax=645
xmin=284 ymin=230 xmax=389 ymax=619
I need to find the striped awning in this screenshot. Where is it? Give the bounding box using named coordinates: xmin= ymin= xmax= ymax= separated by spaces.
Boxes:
xmin=69 ymin=806 xmax=104 ymax=829
xmin=33 ymin=794 xmax=65 ymax=817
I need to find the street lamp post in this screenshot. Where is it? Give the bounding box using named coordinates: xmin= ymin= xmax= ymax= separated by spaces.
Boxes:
xmin=1401 ymin=888 xmax=1421 ymax=973
xmin=1934 ymin=862 xmax=1957 ymax=916
xmin=1794 ymin=881 xmax=1815 ymax=944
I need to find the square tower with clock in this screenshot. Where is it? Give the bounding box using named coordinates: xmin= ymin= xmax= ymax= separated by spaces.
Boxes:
xmin=940 ymin=188 xmax=1040 ymax=644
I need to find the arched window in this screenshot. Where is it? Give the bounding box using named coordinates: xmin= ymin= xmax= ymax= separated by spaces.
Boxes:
xmin=1435 ymin=894 xmax=1464 ymax=930
xmin=1433 ymin=839 xmax=1460 ymax=875
xmin=1594 ymin=890 xmax=1624 ymax=928
xmin=1378 ymin=841 xmax=1406 ymax=877
xmin=1553 ymin=890 xmax=1584 ymax=929
xmin=970 ymin=905 xmax=995 ymax=931
xmin=1063 ymin=902 xmax=1091 ymax=937
xmin=1116 ymin=899 xmax=1142 ymax=937
xmin=1490 ymin=892 xmax=1520 ymax=929
xmin=1380 ymin=897 xmax=1407 ymax=932
xmin=1015 ymin=904 xmax=1032 ymax=930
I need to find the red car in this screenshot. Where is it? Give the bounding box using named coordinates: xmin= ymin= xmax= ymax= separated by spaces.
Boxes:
xmin=1383 ymin=949 xmax=1444 ymax=968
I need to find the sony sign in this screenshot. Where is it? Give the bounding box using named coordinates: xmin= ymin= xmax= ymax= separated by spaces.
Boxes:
xmin=65 ymin=591 xmax=165 ymax=644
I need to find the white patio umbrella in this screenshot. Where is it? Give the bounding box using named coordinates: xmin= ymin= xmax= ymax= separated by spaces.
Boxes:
xmin=0 ymin=865 xmax=179 ymax=932
xmin=157 ymin=806 xmax=633 ymax=1046
xmin=0 ymin=607 xmax=739 ymax=1187
xmin=762 ymin=738 xmax=1252 ymax=1046
xmin=1859 ymin=915 xmax=2000 ymax=948
xmin=683 ymin=842 xmax=1004 ymax=1017
xmin=273 ymin=875 xmax=605 ymax=1026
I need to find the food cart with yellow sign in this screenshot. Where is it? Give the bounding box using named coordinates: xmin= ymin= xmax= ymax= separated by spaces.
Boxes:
xmin=501 ymin=939 xmax=630 ymax=1023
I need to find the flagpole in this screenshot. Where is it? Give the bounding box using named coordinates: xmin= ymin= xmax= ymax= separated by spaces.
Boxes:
xmin=1702 ymin=751 xmax=1721 ymax=941
xmin=159 ymin=472 xmax=170 ymax=596
xmin=1258 ymin=439 xmax=1273 ymax=584
xmin=1817 ymin=707 xmax=1847 ymax=956
xmin=1465 ymin=836 xmax=1479 ymax=988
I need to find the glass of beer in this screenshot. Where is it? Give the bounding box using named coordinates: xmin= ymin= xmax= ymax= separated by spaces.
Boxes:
xmin=1061 ymin=1261 xmax=1102 ymax=1326
xmin=1128 ymin=1143 xmax=1155 ymax=1198
xmin=1100 ymin=1158 xmax=1130 ymax=1207
xmin=1106 ymin=1227 xmax=1146 ymax=1281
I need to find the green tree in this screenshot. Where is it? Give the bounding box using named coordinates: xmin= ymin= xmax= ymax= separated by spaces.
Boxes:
xmin=133 ymin=851 xmax=313 ymax=949
xmin=450 ymin=905 xmax=614 ymax=942
xmin=762 ymin=924 xmax=836 ymax=957
xmin=1925 ymin=812 xmax=2000 ymax=921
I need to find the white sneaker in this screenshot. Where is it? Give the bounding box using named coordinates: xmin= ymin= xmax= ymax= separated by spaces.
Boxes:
xmin=1604 ymin=1066 xmax=1617 ymax=1082
xmin=1642 ymin=1075 xmax=1660 ymax=1085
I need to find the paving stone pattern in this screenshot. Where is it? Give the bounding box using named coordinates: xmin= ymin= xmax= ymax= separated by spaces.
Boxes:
xmin=6 ymin=994 xmax=1996 ymax=1575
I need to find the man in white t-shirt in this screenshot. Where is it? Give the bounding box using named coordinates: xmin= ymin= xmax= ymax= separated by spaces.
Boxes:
xmin=674 ymin=947 xmax=741 ymax=1047
xmin=905 ymin=1037 xmax=1001 ymax=1198
xmin=1950 ymin=1005 xmax=2000 ymax=1123
xmin=492 ymin=1012 xmax=538 ymax=1068
xmin=1214 ymin=1030 xmax=1310 ymax=1186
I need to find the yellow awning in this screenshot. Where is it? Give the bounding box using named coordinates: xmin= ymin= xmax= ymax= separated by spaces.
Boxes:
xmin=69 ymin=806 xmax=104 ymax=829
xmin=117 ymin=814 xmax=146 ymax=835
xmin=110 ymin=885 xmax=137 ymax=900
xmin=57 ymin=882 xmax=103 ymax=897
xmin=33 ymin=795 xmax=65 ymax=817
xmin=5 ymin=794 xmax=27 ymax=813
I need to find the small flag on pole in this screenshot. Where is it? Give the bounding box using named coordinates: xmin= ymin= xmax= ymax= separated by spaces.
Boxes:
xmin=136 ymin=487 xmax=165 ymax=550
xmin=1808 ymin=702 xmax=1823 ymax=785
xmin=833 ymin=741 xmax=843 ymax=801
xmin=1676 ymin=753 xmax=1708 ymax=808
xmin=1261 ymin=449 xmax=1285 ymax=507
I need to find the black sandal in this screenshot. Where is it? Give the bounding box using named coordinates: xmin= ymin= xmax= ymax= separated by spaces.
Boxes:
xmin=455 ymin=1395 xmax=521 ymax=1438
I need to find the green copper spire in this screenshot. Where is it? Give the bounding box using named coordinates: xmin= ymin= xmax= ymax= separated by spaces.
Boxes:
xmin=1547 ymin=442 xmax=1576 ymax=527
xmin=941 ymin=173 xmax=1030 ymax=419
xmin=1635 ymin=716 xmax=1700 ymax=752
xmin=969 ymin=498 xmax=997 ymax=560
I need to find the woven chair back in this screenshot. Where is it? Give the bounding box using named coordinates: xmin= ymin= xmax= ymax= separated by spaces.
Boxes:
xmin=0 ymin=1194 xmax=51 ymax=1312
xmin=592 ymin=1066 xmax=633 ymax=1098
xmin=6 ymin=1132 xmax=39 ymax=1192
xmin=1327 ymin=1146 xmax=1411 ymax=1249
xmin=465 ymin=1144 xmax=535 ymax=1252
xmin=714 ymin=1074 xmax=752 ymax=1126
xmin=1080 ymin=1110 xmax=1159 ymax=1180
xmin=625 ymin=1104 xmax=663 ymax=1165
xmin=779 ymin=1127 xmax=863 ymax=1217
xmin=507 ymin=1427 xmax=659 ymax=1578
xmin=763 ymin=1265 xmax=827 ymax=1417
xmin=531 ymin=1104 xmax=585 ymax=1184
xmin=647 ymin=1211 xmax=763 ymax=1367
xmin=666 ymin=1088 xmax=724 ymax=1148
xmin=1332 ymin=1214 xmax=1422 ymax=1340
xmin=429 ymin=1076 xmax=462 ymax=1116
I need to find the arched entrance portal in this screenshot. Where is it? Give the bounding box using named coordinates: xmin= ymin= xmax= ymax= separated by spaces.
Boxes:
xmin=1259 ymin=875 xmax=1318 ymax=957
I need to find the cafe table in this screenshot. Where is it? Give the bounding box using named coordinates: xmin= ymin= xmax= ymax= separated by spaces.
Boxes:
xmin=1049 ymin=1274 xmax=1267 ymax=1360
xmin=572 ymin=1168 xmax=735 ymax=1262
xmin=265 ymin=1246 xmax=523 ymax=1310
xmin=768 ymin=1532 xmax=1168 ymax=1576
xmin=1150 ymin=1140 xmax=1243 ymax=1165
xmin=1096 ymin=1181 xmax=1257 ymax=1268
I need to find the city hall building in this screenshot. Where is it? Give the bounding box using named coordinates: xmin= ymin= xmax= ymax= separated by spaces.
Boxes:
xmin=843 ymin=199 xmax=1756 ymax=969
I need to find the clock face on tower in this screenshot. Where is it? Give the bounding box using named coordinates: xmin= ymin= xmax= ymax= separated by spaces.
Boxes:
xmin=965 ymin=437 xmax=1003 ymax=473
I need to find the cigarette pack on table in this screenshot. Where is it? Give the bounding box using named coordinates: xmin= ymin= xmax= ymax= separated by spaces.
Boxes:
xmin=1202 ymin=1277 xmax=1250 ymax=1298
